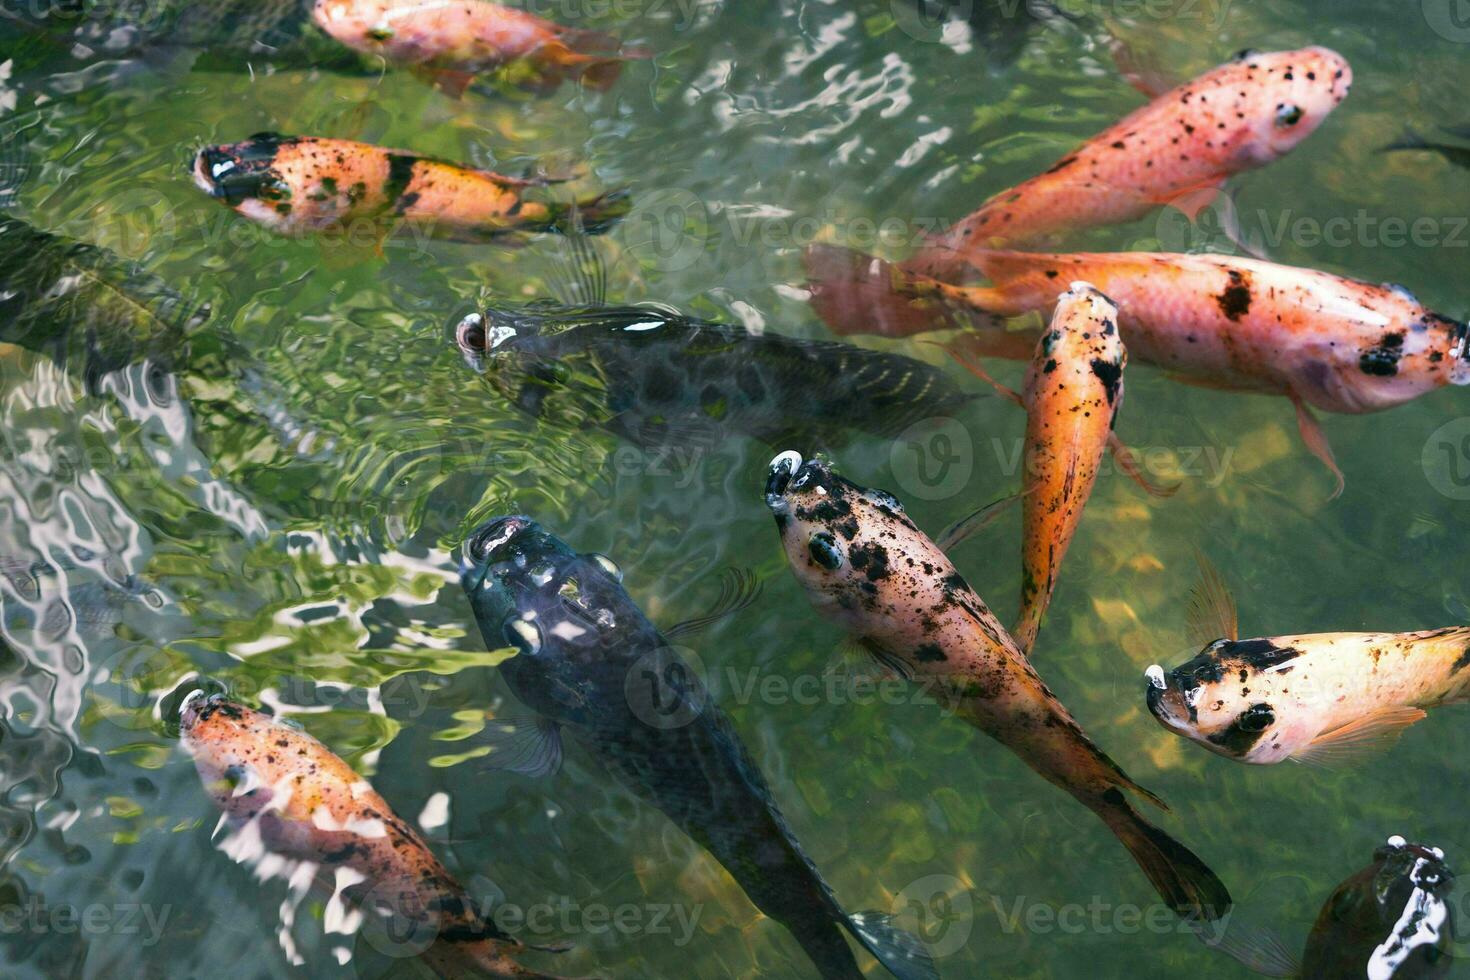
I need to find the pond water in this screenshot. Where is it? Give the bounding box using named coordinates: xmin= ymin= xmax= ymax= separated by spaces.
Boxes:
xmin=0 ymin=0 xmax=1468 ymax=977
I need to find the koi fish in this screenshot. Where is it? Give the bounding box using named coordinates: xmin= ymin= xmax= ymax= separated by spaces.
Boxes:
xmin=180 ymin=693 xmax=576 ymax=979
xmin=1208 ymin=836 xmax=1455 ymax=978
xmin=1144 ymin=558 xmax=1470 ymax=766
xmin=455 ymin=300 xmax=977 ymax=453
xmin=807 ymin=245 xmax=1470 ymax=496
xmin=192 ymin=133 xmax=627 ymax=242
xmin=907 ymin=47 xmax=1351 ymax=277
xmin=311 ymin=0 xmax=647 ymax=94
xmin=950 ymin=283 xmax=1156 ymax=655
xmin=0 ymin=214 xmax=211 ymax=390
xmin=765 ymin=452 xmax=1231 ymax=921
xmin=458 ymin=516 xmax=938 ymax=980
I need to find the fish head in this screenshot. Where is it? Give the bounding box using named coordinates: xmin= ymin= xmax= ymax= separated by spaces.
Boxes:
xmin=191 ymin=133 xmax=294 ymax=209
xmin=1028 ymin=281 xmax=1125 ymax=405
xmin=1145 ymin=637 xmax=1309 ymax=763
xmin=178 ymin=693 xmax=279 ymax=815
xmin=1356 ymin=837 xmax=1458 ymax=968
xmin=1218 ymin=47 xmax=1352 ymax=162
xmin=459 ymin=515 xmax=629 ymax=669
xmin=765 ymin=450 xmax=924 ymax=625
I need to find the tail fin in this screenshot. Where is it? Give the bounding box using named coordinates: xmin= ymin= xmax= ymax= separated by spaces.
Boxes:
xmin=803 ymin=242 xmax=968 ymax=339
xmin=557 ymin=29 xmax=651 ymax=91
xmin=1093 ymin=788 xmax=1232 ymax=922
xmin=545 ymin=189 xmax=630 ymax=236
xmin=846 ymin=912 xmax=940 ymax=980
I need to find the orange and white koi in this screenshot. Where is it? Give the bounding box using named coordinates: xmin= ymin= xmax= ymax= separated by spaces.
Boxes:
xmin=193 ymin=134 xmax=627 ymax=243
xmin=807 ymin=245 xmax=1470 ymax=495
xmin=1145 ymin=562 xmax=1470 ymax=768
xmin=311 ymin=0 xmax=646 ymax=94
xmin=766 ymin=453 xmax=1231 ymax=922
xmin=180 ymin=694 xmax=576 ymax=980
xmin=907 ymin=47 xmax=1351 ymax=278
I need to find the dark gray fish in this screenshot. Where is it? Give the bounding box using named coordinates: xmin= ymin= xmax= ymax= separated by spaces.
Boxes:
xmin=1207 ymin=836 xmax=1455 ymax=978
xmin=459 ymin=516 xmax=938 ymax=980
xmin=0 ymin=214 xmax=212 ymax=392
xmin=455 ymin=302 xmax=976 ymax=453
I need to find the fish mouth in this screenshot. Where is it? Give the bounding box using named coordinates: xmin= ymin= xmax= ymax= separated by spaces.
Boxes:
xmin=460 ymin=515 xmax=534 ymax=579
xmin=1144 ymin=667 xmax=1189 ymax=730
xmin=455 ymin=312 xmax=488 ymax=372
xmin=765 ymin=450 xmax=803 ymax=511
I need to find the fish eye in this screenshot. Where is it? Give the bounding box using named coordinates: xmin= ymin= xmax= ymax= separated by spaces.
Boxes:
xmin=807 ymin=532 xmax=844 ymax=571
xmin=1275 ymin=104 xmax=1303 ymax=128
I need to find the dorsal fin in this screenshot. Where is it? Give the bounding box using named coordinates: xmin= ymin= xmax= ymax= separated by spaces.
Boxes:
xmin=1187 ymin=551 xmax=1238 ymax=647
xmin=544 ymin=209 xmax=608 ymax=308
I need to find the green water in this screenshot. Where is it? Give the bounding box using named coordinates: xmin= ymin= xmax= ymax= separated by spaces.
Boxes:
xmin=1 ymin=0 xmax=1469 ymax=976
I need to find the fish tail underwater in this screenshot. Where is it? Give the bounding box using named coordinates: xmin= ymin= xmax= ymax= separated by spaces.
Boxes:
xmin=6 ymin=1 xmax=1470 ymax=978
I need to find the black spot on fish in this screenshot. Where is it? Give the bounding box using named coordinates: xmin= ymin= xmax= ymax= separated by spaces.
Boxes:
xmin=1207 ymin=703 xmax=1275 ymax=756
xmin=1045 ymin=155 xmax=1078 ymax=174
xmin=1090 ymin=357 xmax=1122 ymax=405
xmin=914 ymin=643 xmax=946 ymax=663
xmin=393 ymin=191 xmax=421 ymax=215
xmin=1359 ymin=331 xmax=1405 ymax=377
xmin=383 ymin=154 xmax=418 ymax=206
xmin=1217 ymin=269 xmax=1252 ymax=321
xmin=1453 ymin=644 xmax=1470 ymax=674
xmin=848 ymin=542 xmax=891 ymax=581
xmin=1043 ymin=358 xmax=1058 ymax=374
xmin=1226 ymin=638 xmax=1301 ymax=672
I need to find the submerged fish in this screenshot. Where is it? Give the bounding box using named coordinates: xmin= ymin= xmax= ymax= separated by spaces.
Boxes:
xmin=954 ymin=283 xmax=1145 ymax=655
xmin=907 ymin=47 xmax=1351 ymax=277
xmin=807 ymin=245 xmax=1470 ymax=495
xmin=459 ymin=516 xmax=936 ymax=980
xmin=1145 ymin=561 xmax=1470 ymax=767
xmin=192 ymin=134 xmax=628 ymax=242
xmin=311 ymin=0 xmax=646 ymax=94
xmin=0 ymin=214 xmax=211 ymax=390
xmin=764 ymin=453 xmax=1231 ymax=921
xmin=455 ymin=301 xmax=977 ymax=452
xmin=1379 ymin=128 xmax=1470 ymax=171
xmin=1210 ymin=836 xmax=1455 ymax=978
xmin=180 ymin=694 xmax=574 ymax=979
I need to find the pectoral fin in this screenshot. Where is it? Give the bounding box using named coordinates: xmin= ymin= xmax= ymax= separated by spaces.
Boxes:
xmin=478 ymin=716 xmax=564 ymax=778
xmin=1290 ymin=393 xmax=1345 ymax=500
xmin=665 ymin=568 xmax=762 ymax=638
xmin=1108 ymin=433 xmax=1181 ymax=497
xmin=1292 ymin=706 xmax=1428 ymax=768
xmin=936 ymin=490 xmax=1027 ymax=552
xmin=935 ymin=339 xmax=1023 ymax=406
xmin=1193 ymin=918 xmax=1302 ymax=978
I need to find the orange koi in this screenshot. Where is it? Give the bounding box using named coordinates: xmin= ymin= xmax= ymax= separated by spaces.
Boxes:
xmin=181 ymin=694 xmax=578 ymax=979
xmin=311 ymin=0 xmax=647 ymax=94
xmin=193 ymin=133 xmax=627 ymax=242
xmin=908 ymin=47 xmax=1351 ymax=277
